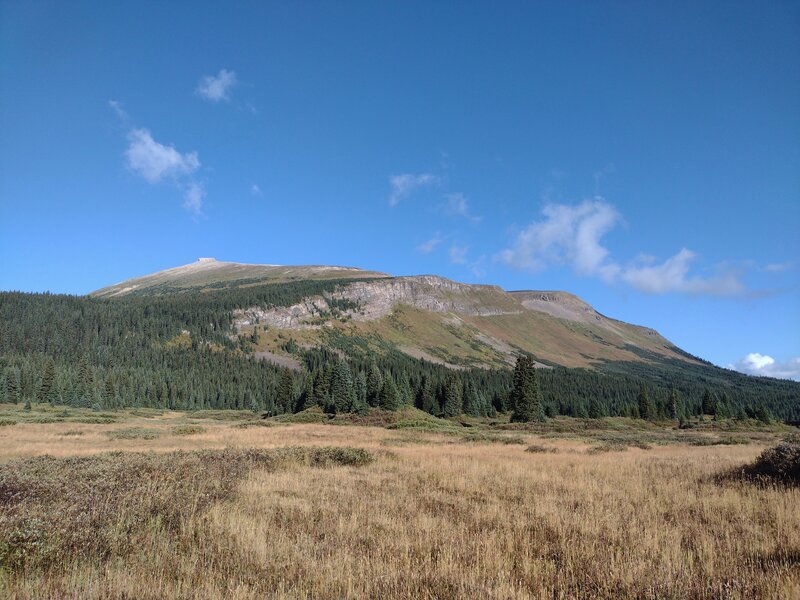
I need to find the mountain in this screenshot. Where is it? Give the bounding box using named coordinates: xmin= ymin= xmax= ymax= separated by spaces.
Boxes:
xmin=4 ymin=257 xmax=798 ymax=421
xmin=91 ymin=258 xmax=697 ymax=371
xmin=91 ymin=258 xmax=389 ymax=298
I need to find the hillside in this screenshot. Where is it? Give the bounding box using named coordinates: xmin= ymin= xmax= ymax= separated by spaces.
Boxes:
xmin=91 ymin=258 xmax=389 ymax=298
xmin=2 ymin=258 xmax=799 ymax=422
xmin=94 ymin=258 xmax=696 ymax=371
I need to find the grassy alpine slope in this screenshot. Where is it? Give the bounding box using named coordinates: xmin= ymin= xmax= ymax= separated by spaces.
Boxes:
xmin=0 ymin=403 xmax=798 ymax=599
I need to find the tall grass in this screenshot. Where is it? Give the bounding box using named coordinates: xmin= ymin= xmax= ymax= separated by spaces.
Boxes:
xmin=0 ymin=414 xmax=797 ymax=598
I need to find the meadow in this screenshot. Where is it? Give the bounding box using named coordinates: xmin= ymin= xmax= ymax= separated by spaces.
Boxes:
xmin=0 ymin=403 xmax=798 ymax=599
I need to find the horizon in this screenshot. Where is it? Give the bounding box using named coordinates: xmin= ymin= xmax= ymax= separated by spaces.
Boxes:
xmin=1 ymin=1 xmax=798 ymax=379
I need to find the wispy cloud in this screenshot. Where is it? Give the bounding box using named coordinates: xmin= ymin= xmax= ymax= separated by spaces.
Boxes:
xmin=449 ymin=244 xmax=469 ymax=265
xmin=121 ymin=125 xmax=205 ymax=216
xmin=196 ymin=69 xmax=238 ymax=102
xmin=183 ymin=182 xmax=206 ymax=216
xmin=416 ymin=235 xmax=442 ymax=254
xmin=764 ymin=261 xmax=794 ymax=273
xmin=108 ymin=99 xmax=128 ymax=121
xmin=250 ymin=184 xmax=262 ymax=196
xmin=125 ymin=129 xmax=200 ymax=184
xmin=729 ymin=353 xmax=800 ymax=381
xmin=442 ymin=193 xmax=481 ymax=222
xmin=497 ymin=199 xmax=748 ymax=296
xmin=621 ymin=249 xmax=746 ymax=296
xmin=388 ymin=173 xmax=439 ymax=207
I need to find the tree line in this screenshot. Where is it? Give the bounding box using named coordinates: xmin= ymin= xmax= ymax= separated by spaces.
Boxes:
xmin=1 ymin=288 xmax=798 ymax=421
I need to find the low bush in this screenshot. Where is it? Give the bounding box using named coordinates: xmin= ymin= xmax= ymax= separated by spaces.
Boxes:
xmin=526 ymin=444 xmax=558 ymax=454
xmin=0 ymin=446 xmax=373 ymax=572
xmin=171 ymin=425 xmax=206 ymax=436
xmin=724 ymin=435 xmax=800 ymax=487
xmin=106 ymin=427 xmax=162 ymax=440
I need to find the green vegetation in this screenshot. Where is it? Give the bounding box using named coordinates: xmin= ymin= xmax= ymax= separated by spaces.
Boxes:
xmin=1 ymin=286 xmax=798 ymax=424
xmin=0 ymin=446 xmax=373 ymax=573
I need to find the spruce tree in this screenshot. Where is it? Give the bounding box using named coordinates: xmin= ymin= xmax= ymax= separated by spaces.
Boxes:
xmin=638 ymin=385 xmax=655 ymax=421
xmin=463 ymin=381 xmax=483 ymax=417
xmin=38 ymin=360 xmax=56 ymax=404
xmin=330 ymin=361 xmax=355 ymax=413
xmin=442 ymin=373 xmax=463 ymax=417
xmin=278 ymin=369 xmax=295 ymax=413
xmin=510 ymin=356 xmax=542 ymax=423
xmin=366 ymin=363 xmax=383 ymax=407
xmin=419 ymin=376 xmax=439 ymax=415
xmin=588 ymin=396 xmax=604 ymax=419
xmin=103 ymin=377 xmax=117 ymax=409
xmin=669 ymin=388 xmax=679 ymax=420
xmin=354 ymin=371 xmax=368 ymax=410
xmin=5 ymin=367 xmax=20 ymax=404
xmin=702 ymin=389 xmax=716 ymax=416
xmin=378 ymin=375 xmax=400 ymax=411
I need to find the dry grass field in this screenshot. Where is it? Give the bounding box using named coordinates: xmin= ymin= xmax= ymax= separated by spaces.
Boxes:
xmin=0 ymin=404 xmax=798 ymax=599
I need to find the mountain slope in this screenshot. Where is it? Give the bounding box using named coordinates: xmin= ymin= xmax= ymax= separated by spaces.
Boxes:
xmin=91 ymin=258 xmax=389 ymax=298
xmin=93 ymin=259 xmax=696 ymax=371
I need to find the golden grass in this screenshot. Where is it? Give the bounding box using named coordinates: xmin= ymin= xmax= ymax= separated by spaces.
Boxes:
xmin=1 ymin=409 xmax=798 ymax=599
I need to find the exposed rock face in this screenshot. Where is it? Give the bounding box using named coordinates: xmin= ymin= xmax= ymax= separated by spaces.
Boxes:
xmin=233 ymin=275 xmax=522 ymax=330
xmin=511 ymin=291 xmax=605 ymax=324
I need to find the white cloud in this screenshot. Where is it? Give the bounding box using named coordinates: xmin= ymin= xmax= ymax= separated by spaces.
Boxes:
xmin=250 ymin=184 xmax=262 ymax=196
xmin=108 ymin=99 xmax=128 ymax=121
xmin=125 ymin=129 xmax=200 ymax=184
xmin=442 ymin=193 xmax=481 ymax=222
xmin=183 ymin=182 xmax=205 ymax=216
xmin=388 ymin=173 xmax=439 ymax=206
xmin=764 ymin=261 xmax=794 ymax=273
xmin=498 ymin=199 xmax=747 ymax=296
xmin=449 ymin=244 xmax=469 ymax=265
xmin=621 ymin=248 xmax=746 ymax=296
xmin=196 ymin=69 xmax=238 ymax=102
xmin=470 ymin=255 xmax=488 ymax=278
xmin=416 ymin=235 xmax=441 ymax=254
xmin=729 ymin=353 xmax=800 ymax=381
xmin=497 ymin=199 xmax=620 ymax=283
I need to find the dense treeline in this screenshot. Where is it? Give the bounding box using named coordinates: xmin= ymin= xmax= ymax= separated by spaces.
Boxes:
xmin=1 ymin=288 xmax=798 ymax=421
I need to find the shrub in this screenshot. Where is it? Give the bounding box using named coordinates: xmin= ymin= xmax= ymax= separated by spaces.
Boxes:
xmin=106 ymin=427 xmax=162 ymax=440
xmin=0 ymin=446 xmax=374 ymax=572
xmin=526 ymin=444 xmax=558 ymax=454
xmin=171 ymin=425 xmax=207 ymax=436
xmin=728 ymin=435 xmax=800 ymax=487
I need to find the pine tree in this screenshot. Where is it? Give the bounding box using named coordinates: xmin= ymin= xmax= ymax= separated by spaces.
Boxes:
xmin=5 ymin=367 xmax=20 ymax=404
xmin=638 ymin=385 xmax=655 ymax=421
xmin=77 ymin=356 xmax=93 ymax=399
xmin=463 ymin=381 xmax=483 ymax=417
xmin=588 ymin=396 xmax=604 ymax=419
xmin=669 ymin=388 xmax=679 ymax=420
xmin=103 ymin=377 xmax=117 ymax=409
xmin=419 ymin=376 xmax=439 ymax=415
xmin=351 ymin=376 xmax=368 ymax=416
xmin=330 ymin=361 xmax=355 ymax=413
xmin=278 ymin=369 xmax=295 ymax=413
xmin=354 ymin=371 xmax=368 ymax=410
xmin=366 ymin=363 xmax=383 ymax=407
xmin=754 ymin=404 xmax=773 ymax=424
xmin=702 ymin=389 xmax=716 ymax=416
xmin=378 ymin=375 xmax=400 ymax=411
xmin=38 ymin=360 xmax=56 ymax=404
xmin=510 ymin=356 xmax=542 ymax=423
xmin=442 ymin=374 xmax=463 ymax=417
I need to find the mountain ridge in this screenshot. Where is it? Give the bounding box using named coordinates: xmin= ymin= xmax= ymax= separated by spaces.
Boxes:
xmin=91 ymin=258 xmax=697 ymax=371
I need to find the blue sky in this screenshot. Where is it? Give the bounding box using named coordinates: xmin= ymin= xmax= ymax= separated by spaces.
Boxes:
xmin=1 ymin=1 xmax=798 ymax=378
